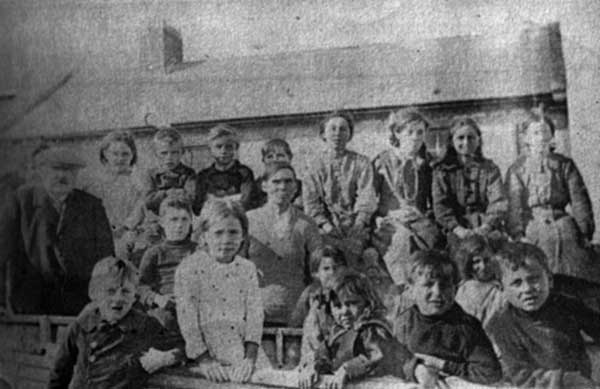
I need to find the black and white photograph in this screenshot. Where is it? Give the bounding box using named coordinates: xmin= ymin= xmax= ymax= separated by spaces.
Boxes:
xmin=1 ymin=1 xmax=600 ymax=388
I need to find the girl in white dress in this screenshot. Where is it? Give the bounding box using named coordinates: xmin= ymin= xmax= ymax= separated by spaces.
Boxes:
xmin=174 ymin=200 xmax=270 ymax=383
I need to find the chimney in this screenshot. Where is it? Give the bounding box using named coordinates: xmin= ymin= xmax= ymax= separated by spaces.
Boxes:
xmin=139 ymin=21 xmax=183 ymax=73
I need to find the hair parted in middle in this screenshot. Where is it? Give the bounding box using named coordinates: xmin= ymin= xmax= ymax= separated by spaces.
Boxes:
xmin=328 ymin=268 xmax=386 ymax=318
xmin=453 ymin=235 xmax=494 ymax=280
xmin=198 ymin=198 xmax=249 ymax=237
xmin=319 ymin=110 xmax=355 ymax=141
xmin=445 ymin=115 xmax=484 ymax=159
xmin=99 ymin=130 xmax=138 ymax=166
xmin=261 ymin=138 xmax=293 ymax=160
xmin=386 ymin=107 xmax=431 ymax=149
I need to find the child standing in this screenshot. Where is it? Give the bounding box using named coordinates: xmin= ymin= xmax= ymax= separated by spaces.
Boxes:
xmin=252 ymin=138 xmax=303 ymax=209
xmin=174 ymin=200 xmax=269 ymax=383
xmin=142 ymin=127 xmax=196 ymax=216
xmin=298 ymin=270 xmax=434 ymax=389
xmin=486 ymin=242 xmax=600 ymax=388
xmin=138 ymin=196 xmax=197 ymax=341
xmin=454 ymin=235 xmax=504 ymax=327
xmin=49 ymin=257 xmax=179 ymax=389
xmin=303 ymin=110 xmax=377 ymax=270
xmin=393 ymin=249 xmax=502 ymax=385
xmin=194 ymin=124 xmax=258 ymax=213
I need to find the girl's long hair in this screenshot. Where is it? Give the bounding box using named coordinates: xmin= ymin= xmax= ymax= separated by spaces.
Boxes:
xmin=439 ymin=116 xmax=484 ymax=165
xmin=329 ymin=269 xmax=386 ymax=321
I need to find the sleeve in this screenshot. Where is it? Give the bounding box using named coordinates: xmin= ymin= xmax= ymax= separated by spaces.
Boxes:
xmin=343 ymin=325 xmax=415 ymax=381
xmin=94 ymin=201 xmax=115 ymax=258
xmin=505 ymin=165 xmax=529 ymax=238
xmin=432 ymin=168 xmax=460 ymax=232
xmin=299 ymin=305 xmax=325 ymax=371
xmin=303 ymin=163 xmax=330 ymax=227
xmin=174 ymin=260 xmax=208 ymax=359
xmin=48 ymin=322 xmax=80 ymax=389
xmin=564 ymin=159 xmax=595 ymax=240
xmin=138 ymin=248 xmax=159 ymax=307
xmin=142 ymin=170 xmax=167 ymax=215
xmin=482 ymin=163 xmax=508 ymax=230
xmin=244 ymin=263 xmax=264 ymax=345
xmin=289 ymin=287 xmax=312 ymax=328
xmin=192 ymin=171 xmax=207 ymax=216
xmin=239 ymin=167 xmax=258 ymax=211
xmin=442 ymin=322 xmax=502 ymax=384
xmin=353 ymin=158 xmax=378 ymax=226
xmin=0 ymin=193 xmax=20 ymax=309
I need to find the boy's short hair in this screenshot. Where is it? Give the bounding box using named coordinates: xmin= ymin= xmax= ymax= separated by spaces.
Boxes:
xmin=495 ymin=242 xmax=551 ymax=281
xmin=319 ymin=110 xmax=355 ymax=141
xmin=453 ymin=235 xmax=490 ymax=280
xmin=407 ymin=249 xmax=460 ymax=287
xmin=88 ymin=257 xmax=139 ymax=301
xmin=198 ymin=199 xmax=248 ymax=237
xmin=309 ymin=244 xmax=347 ymax=274
xmin=99 ymin=130 xmax=138 ymax=166
xmin=159 ymin=194 xmax=193 ymax=217
xmin=152 ymin=127 xmax=184 ymax=147
xmin=207 ymin=124 xmax=240 ymax=146
xmin=261 ymin=138 xmax=293 ymax=160
xmin=523 ymin=111 xmax=556 ymax=138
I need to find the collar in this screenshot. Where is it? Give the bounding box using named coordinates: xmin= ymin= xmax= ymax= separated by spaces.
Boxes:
xmin=31 ymin=185 xmax=75 ymax=209
xmin=79 ymin=305 xmax=141 ymax=334
xmin=212 ymin=160 xmax=238 ymax=172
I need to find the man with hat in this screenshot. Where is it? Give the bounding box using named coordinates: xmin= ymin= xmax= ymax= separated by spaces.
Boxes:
xmin=0 ymin=146 xmax=114 ymax=315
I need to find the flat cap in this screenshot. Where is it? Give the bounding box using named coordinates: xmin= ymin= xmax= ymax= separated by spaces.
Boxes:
xmin=37 ymin=147 xmax=86 ymax=169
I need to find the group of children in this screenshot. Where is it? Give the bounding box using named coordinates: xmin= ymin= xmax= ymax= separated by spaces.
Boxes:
xmin=48 ymin=108 xmax=600 ymax=389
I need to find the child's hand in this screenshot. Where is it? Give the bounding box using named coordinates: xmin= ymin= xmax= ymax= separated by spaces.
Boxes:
xmin=154 ymin=294 xmax=175 ymax=309
xmin=194 ymin=361 xmax=229 ymax=382
xmin=414 ymin=363 xmax=439 ymax=389
xmin=323 ymin=365 xmax=347 ymax=389
xmin=298 ymin=365 xmax=318 ymax=389
xmin=139 ymin=348 xmax=178 ymax=374
xmin=229 ymin=357 xmax=255 ymax=383
xmin=452 ymin=226 xmax=473 ymax=240
xmin=414 ymin=353 xmax=446 ymax=371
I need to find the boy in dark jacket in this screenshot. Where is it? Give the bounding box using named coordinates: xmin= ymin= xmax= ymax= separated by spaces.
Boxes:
xmin=392 ymin=249 xmax=502 ymax=385
xmin=486 ymin=242 xmax=600 ymax=388
xmin=48 ymin=257 xmax=179 ymax=389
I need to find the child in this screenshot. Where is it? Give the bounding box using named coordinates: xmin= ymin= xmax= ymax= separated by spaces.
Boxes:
xmin=289 ymin=245 xmax=347 ymax=328
xmin=506 ymin=112 xmax=596 ymax=282
xmin=372 ymin=109 xmax=444 ymax=286
xmin=486 ymin=242 xmax=600 ymax=388
xmin=48 ymin=257 xmax=179 ymax=389
xmin=454 ymin=235 xmax=504 ymax=327
xmin=298 ymin=270 xmax=435 ymax=389
xmin=303 ymin=110 xmax=377 ymax=269
xmin=393 ymin=249 xmax=502 ymax=385
xmin=174 ymin=200 xmax=270 ymax=383
xmin=138 ymin=195 xmax=197 ymax=338
xmin=432 ymin=116 xmax=507 ymax=249
xmin=142 ymin=127 xmax=196 ymax=215
xmin=194 ymin=124 xmax=258 ymax=213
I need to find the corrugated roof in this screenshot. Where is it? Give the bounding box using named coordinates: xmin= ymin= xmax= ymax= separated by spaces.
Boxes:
xmin=0 ymin=22 xmax=565 ymax=140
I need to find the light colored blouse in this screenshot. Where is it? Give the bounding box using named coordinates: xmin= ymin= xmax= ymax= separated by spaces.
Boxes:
xmin=303 ymin=149 xmax=377 ymax=231
xmin=174 ymin=251 xmax=263 ymax=364
xmin=79 ymin=167 xmax=143 ymax=230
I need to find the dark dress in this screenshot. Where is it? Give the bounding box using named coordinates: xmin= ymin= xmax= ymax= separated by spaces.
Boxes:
xmin=141 ymin=163 xmax=196 ymax=215
xmin=0 ymin=186 xmax=114 ymax=315
xmin=194 ymin=160 xmax=257 ymax=212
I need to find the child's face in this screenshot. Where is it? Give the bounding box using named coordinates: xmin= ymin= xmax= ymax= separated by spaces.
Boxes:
xmin=97 ymin=279 xmax=136 ymax=324
xmin=322 ymin=117 xmax=351 ymax=151
xmin=331 ymin=290 xmax=366 ymax=329
xmin=411 ymin=272 xmax=456 ymax=316
xmin=210 ymin=137 xmax=237 ymax=167
xmin=160 ymin=207 xmax=192 ymax=241
xmin=204 ymin=215 xmax=244 ymax=263
xmin=262 ymin=168 xmax=297 ymax=206
xmin=501 ymin=260 xmax=551 ymax=312
xmin=525 ymin=122 xmax=553 ymax=152
xmin=395 ymin=120 xmax=425 ymax=155
xmin=472 ymin=250 xmax=495 ymax=282
xmin=105 ymin=141 xmax=133 ymax=172
xmin=315 ymin=256 xmax=340 ymax=288
xmin=452 ymin=125 xmax=480 ymax=157
xmin=155 ymin=141 xmax=183 ymax=171
xmin=263 ymin=147 xmax=291 ymax=164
